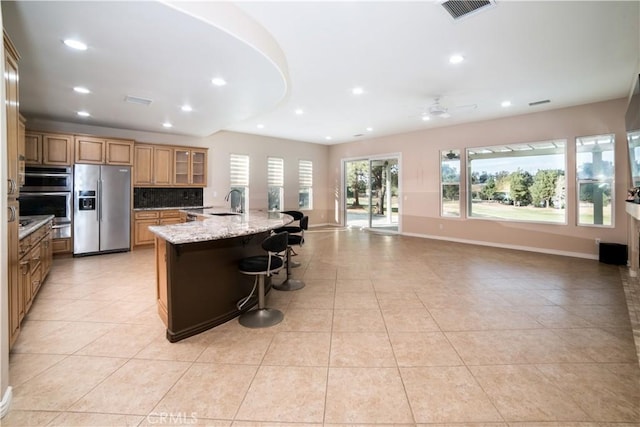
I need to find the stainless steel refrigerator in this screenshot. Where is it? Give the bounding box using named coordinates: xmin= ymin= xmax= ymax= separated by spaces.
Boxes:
xmin=73 ymin=164 xmax=131 ymax=255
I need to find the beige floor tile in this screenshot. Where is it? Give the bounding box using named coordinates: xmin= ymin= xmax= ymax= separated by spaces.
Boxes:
xmin=330 ymin=332 xmax=396 ymax=367
xmin=153 ymin=362 xmax=258 ymax=419
xmin=288 ymin=290 xmax=335 ymax=309
xmin=232 ymin=423 xmax=319 ymax=427
xmin=401 ymin=366 xmax=502 ymax=423
xmin=334 ymin=278 xmax=374 ymax=292
xmin=8 ymin=353 xmax=66 ymax=386
xmin=134 ymin=333 xmax=209 ymax=362
xmin=10 ymin=320 xmax=115 ymax=355
xmin=376 ymin=291 xmax=428 ymax=310
xmin=47 ymin=412 xmax=144 ymax=426
xmin=235 ymin=365 xmax=327 ymax=423
xmin=446 ymin=329 xmax=595 ymax=365
xmin=332 ymin=308 xmax=386 ymax=332
xmin=262 ymin=331 xmax=331 ymax=366
xmin=548 ymin=328 xmax=639 ymax=363
xmin=11 ymin=355 xmax=127 ymax=411
xmin=196 ymin=330 xmax=275 ymax=365
xmin=279 ymin=308 xmax=333 ymax=332
xmin=389 ymin=331 xmax=463 ymax=367
xmin=469 ymin=365 xmax=590 ymax=422
xmin=381 ymin=307 xmax=440 ymax=332
xmin=334 ymin=291 xmax=380 ymax=309
xmin=324 ymin=367 xmax=414 ymax=424
xmin=535 ymin=363 xmax=640 ymax=422
xmin=0 ymin=410 xmax=60 ymax=426
xmin=74 ymin=322 xmax=163 ymax=358
xmin=69 ymin=359 xmax=191 ymax=415
xmin=516 ymin=305 xmax=596 ymax=328
xmin=429 ymin=306 xmax=543 ymax=331
xmin=142 ymin=417 xmax=231 ymax=426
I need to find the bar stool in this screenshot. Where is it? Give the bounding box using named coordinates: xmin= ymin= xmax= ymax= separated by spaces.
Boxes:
xmin=276 ymin=210 xmax=304 ymax=266
xmin=237 ymin=232 xmax=288 ymax=328
xmin=273 ymin=216 xmax=308 ymax=291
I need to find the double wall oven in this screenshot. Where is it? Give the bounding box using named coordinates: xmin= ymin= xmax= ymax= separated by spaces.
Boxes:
xmin=19 ymin=165 xmax=73 ymax=239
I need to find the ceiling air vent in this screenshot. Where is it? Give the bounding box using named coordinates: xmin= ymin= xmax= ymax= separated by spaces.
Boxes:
xmin=529 ymin=99 xmax=551 ymax=106
xmin=124 ymin=95 xmax=153 ymax=106
xmin=441 ymin=0 xmax=495 ymax=20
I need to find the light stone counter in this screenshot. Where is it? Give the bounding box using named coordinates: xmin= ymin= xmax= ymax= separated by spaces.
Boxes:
xmin=19 ymin=215 xmax=54 ymax=240
xmin=148 ymin=209 xmax=293 ymax=245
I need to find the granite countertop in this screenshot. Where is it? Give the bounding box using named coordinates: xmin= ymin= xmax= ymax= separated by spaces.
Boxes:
xmin=148 ymin=209 xmax=293 ymax=245
xmin=133 ymin=205 xmax=212 ymax=211
xmin=19 ymin=215 xmax=54 ymax=240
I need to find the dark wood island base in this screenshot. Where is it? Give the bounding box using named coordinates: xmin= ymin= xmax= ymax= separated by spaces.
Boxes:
xmin=150 ymin=210 xmax=293 ymax=342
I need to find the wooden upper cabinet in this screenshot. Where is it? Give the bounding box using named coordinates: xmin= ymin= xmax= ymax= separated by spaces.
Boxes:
xmin=18 ymin=115 xmax=26 ymax=187
xmin=25 ymin=132 xmax=73 ymax=166
xmin=43 ymin=134 xmax=73 ymax=165
xmin=24 ymin=133 xmax=42 ymax=164
xmin=133 ymin=144 xmax=173 ymax=186
xmin=75 ymin=136 xmax=133 ymax=165
xmin=75 ymin=136 xmax=105 ymax=164
xmin=106 ymin=139 xmax=134 ymax=165
xmin=5 ymin=32 xmax=20 ymax=198
xmin=134 ymin=145 xmax=154 ymax=186
xmin=173 ymin=148 xmax=207 ymax=186
xmin=153 ymin=146 xmax=173 ymax=186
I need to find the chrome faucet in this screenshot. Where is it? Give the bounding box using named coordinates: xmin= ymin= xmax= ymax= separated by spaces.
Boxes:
xmin=224 ymin=189 xmax=243 ymax=213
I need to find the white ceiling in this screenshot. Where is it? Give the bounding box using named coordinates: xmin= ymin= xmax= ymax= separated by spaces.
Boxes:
xmin=3 ymin=1 xmax=639 ymax=145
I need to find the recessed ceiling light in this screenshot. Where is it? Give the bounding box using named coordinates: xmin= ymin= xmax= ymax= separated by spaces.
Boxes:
xmin=73 ymin=86 xmax=90 ymax=94
xmin=352 ymin=86 xmax=364 ymax=95
xmin=63 ymin=39 xmax=87 ymax=50
xmin=295 ymin=108 xmax=304 ymax=115
xmin=422 ymin=115 xmax=430 ymax=121
xmin=325 ymin=136 xmax=332 ymax=140
xmin=162 ymin=122 xmax=173 ymax=128
xmin=449 ymin=54 xmax=464 ymax=64
xmin=211 ymin=77 xmax=227 ymax=86
xmin=366 ymin=127 xmax=373 ymax=132
xmin=501 ymin=100 xmax=512 ymax=107
xmin=257 ymin=124 xmax=265 ymax=129
xmin=76 ymin=111 xmax=90 ymax=117
xmin=181 ymin=105 xmax=192 ymax=112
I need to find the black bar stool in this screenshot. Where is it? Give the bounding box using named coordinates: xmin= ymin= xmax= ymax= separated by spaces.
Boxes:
xmin=237 ymin=231 xmax=288 ymax=328
xmin=273 ymin=215 xmax=308 ymax=291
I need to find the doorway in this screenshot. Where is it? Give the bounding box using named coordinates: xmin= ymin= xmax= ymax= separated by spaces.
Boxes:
xmin=344 ymin=156 xmax=400 ymax=232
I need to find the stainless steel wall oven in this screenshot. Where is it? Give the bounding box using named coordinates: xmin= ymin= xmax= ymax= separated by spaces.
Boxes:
xmin=20 ymin=165 xmax=73 ymax=239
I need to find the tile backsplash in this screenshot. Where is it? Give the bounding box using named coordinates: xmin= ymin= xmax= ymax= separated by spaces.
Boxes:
xmin=134 ymin=188 xmax=203 ymax=209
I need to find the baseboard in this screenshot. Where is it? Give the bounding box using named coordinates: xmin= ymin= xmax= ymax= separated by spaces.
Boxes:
xmin=0 ymin=386 xmax=12 ymax=419
xmin=401 ymin=231 xmax=599 ymax=260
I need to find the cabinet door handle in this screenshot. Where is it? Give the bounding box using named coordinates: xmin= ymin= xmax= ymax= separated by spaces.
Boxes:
xmin=8 ymin=206 xmax=17 ymax=222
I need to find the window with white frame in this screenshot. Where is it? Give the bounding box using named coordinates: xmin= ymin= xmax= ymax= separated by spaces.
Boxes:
xmin=229 ymin=154 xmax=249 ymax=213
xmin=576 ymin=134 xmax=614 ymax=227
xmin=467 ymin=140 xmax=566 ymax=223
xmin=299 ymin=160 xmax=313 ymax=210
xmin=268 ymin=157 xmax=284 ymax=211
xmin=441 ymin=150 xmax=461 ymax=217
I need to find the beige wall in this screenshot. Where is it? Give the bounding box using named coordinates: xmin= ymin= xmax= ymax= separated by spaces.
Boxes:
xmin=328 ymin=98 xmax=630 ymax=258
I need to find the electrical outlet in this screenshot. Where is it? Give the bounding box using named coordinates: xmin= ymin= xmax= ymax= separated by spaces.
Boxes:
xmin=595 ymin=238 xmax=601 ymax=246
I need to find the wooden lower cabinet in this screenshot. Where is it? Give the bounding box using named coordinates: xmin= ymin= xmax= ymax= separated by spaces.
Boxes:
xmin=52 ymin=237 xmax=72 ymax=254
xmin=134 ymin=210 xmax=183 ymax=247
xmin=10 ymin=219 xmax=54 ymax=349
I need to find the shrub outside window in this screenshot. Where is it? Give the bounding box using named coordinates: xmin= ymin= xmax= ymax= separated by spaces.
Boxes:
xmin=441 ymin=150 xmax=461 ymax=217
xmin=467 ymin=140 xmax=566 ymax=223
xmin=576 ymin=134 xmax=614 ymax=227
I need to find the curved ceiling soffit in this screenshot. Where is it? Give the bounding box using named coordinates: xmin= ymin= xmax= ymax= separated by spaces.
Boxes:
xmin=161 ymin=1 xmax=290 ymax=127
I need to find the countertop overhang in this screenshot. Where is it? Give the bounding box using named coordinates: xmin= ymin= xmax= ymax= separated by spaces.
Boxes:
xmin=148 ymin=209 xmax=293 ymax=245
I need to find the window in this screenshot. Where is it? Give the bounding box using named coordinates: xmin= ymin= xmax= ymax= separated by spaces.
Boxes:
xmin=467 ymin=140 xmax=566 ymax=223
xmin=229 ymin=154 xmax=249 ymax=213
xmin=268 ymin=157 xmax=284 ymax=211
xmin=299 ymin=160 xmax=313 ymax=209
xmin=440 ymin=150 xmax=461 ymax=217
xmin=576 ymin=134 xmax=614 ymax=227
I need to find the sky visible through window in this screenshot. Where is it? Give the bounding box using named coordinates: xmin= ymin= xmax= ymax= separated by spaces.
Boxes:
xmin=471 ymin=154 xmax=565 ymax=175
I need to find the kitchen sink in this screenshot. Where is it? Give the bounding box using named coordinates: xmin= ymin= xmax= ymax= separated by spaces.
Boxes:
xmin=208 ymin=212 xmax=240 ymax=216
xmin=19 ymin=219 xmax=33 ymax=227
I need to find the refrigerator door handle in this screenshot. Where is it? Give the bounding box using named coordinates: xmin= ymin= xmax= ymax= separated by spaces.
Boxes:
xmin=97 ymin=179 xmax=102 ymax=222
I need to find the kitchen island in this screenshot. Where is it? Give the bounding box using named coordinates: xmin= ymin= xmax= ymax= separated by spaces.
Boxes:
xmin=149 ymin=210 xmax=293 ymax=342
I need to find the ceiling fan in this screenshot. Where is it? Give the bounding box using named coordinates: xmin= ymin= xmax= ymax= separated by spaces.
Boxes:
xmin=422 ymin=96 xmax=477 ymax=120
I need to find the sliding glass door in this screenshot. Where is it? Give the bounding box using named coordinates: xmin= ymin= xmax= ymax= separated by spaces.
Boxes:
xmin=344 ymin=156 xmax=399 ymax=231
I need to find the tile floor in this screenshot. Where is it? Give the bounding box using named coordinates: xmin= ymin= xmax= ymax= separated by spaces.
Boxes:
xmin=3 ymin=227 xmax=640 ymax=426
